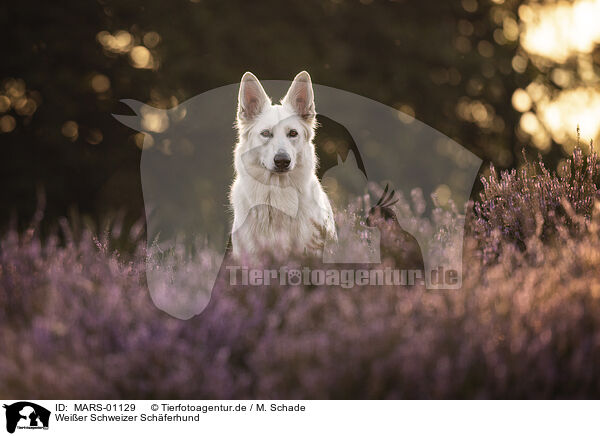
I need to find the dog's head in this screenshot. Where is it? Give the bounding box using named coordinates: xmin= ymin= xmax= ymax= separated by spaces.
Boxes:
xmin=235 ymin=71 xmax=317 ymax=183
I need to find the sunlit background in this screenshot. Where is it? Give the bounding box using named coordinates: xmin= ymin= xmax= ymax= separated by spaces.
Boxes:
xmin=517 ymin=0 xmax=600 ymax=152
xmin=2 ymin=0 xmax=600 ymax=227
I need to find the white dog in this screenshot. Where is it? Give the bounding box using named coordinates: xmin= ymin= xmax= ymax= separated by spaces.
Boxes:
xmin=229 ymin=71 xmax=336 ymax=259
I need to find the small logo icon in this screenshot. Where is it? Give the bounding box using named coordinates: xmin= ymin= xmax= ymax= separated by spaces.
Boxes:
xmin=3 ymin=402 xmax=50 ymax=434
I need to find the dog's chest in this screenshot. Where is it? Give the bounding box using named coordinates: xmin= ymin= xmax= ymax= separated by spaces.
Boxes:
xmin=246 ymin=203 xmax=312 ymax=236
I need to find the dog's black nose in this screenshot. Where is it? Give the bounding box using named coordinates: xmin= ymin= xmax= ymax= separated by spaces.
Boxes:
xmin=274 ymin=153 xmax=291 ymax=170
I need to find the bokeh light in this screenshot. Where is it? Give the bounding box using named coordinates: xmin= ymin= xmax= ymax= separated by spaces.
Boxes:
xmin=0 ymin=78 xmax=40 ymax=132
xmin=539 ymin=88 xmax=600 ymax=145
xmin=520 ymin=0 xmax=600 ymax=63
xmin=91 ymin=74 xmax=111 ymax=93
xmin=0 ymin=115 xmax=16 ymax=133
xmin=502 ymin=0 xmax=600 ymax=154
xmin=512 ymin=89 xmax=532 ymax=112
xmin=97 ymin=30 xmax=158 ymax=70
xmin=143 ymin=31 xmax=161 ymax=48
xmin=0 ymin=96 xmax=10 ymax=112
xmin=129 ymin=46 xmax=154 ymax=69
xmin=86 ymin=128 xmax=103 ymax=145
xmin=140 ymin=107 xmax=169 ymax=133
xmin=96 ymin=30 xmax=133 ymax=54
xmin=61 ymin=120 xmax=79 ymax=141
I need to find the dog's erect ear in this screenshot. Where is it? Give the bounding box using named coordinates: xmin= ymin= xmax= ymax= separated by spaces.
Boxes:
xmin=238 ymin=72 xmax=270 ymax=122
xmin=282 ymin=71 xmax=315 ymax=120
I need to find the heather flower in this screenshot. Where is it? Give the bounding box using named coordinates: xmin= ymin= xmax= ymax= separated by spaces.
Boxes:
xmin=2 ymin=148 xmax=600 ymax=398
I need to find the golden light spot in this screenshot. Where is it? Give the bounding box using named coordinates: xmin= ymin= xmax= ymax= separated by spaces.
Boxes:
xmin=471 ymin=102 xmax=488 ymax=123
xmin=172 ymin=106 xmax=187 ymax=123
xmin=456 ymin=98 xmax=495 ymax=128
xmin=493 ymin=29 xmax=507 ymax=45
xmin=96 ymin=31 xmax=111 ymax=45
xmin=520 ymin=112 xmax=540 ymax=135
xmin=532 ymin=129 xmax=552 ymax=151
xmin=61 ymin=120 xmax=79 ymax=140
xmin=129 ymin=46 xmax=153 ymax=69
xmin=511 ymin=55 xmax=528 ymax=73
xmin=538 ymin=87 xmax=600 ymax=145
xmin=0 ymin=95 xmax=11 ymax=112
xmin=114 ymin=30 xmax=133 ymax=50
xmin=553 ymin=71 xmax=572 ymax=90
xmin=512 ymin=89 xmax=532 ymax=112
xmin=13 ymin=97 xmax=25 ymax=110
xmin=91 ymin=74 xmax=110 ymax=93
xmin=396 ymin=104 xmax=415 ymax=124
xmin=5 ymin=79 xmax=26 ymax=99
xmin=14 ymin=98 xmax=37 ymax=116
xmin=477 ymin=40 xmax=494 ymax=57
xmin=456 ymin=99 xmax=469 ymax=121
xmin=461 ymin=0 xmax=477 ymax=13
xmin=525 ymin=81 xmax=548 ymax=103
xmin=134 ymin=132 xmax=154 ymax=150
xmin=520 ymin=0 xmax=600 ymax=63
xmin=457 ymin=20 xmax=474 ymax=36
xmin=433 ymin=184 xmax=452 ymax=207
xmin=502 ymin=17 xmax=519 ymax=42
xmin=518 ymin=4 xmax=534 ymax=22
xmin=0 ymin=115 xmax=16 ymax=133
xmin=578 ymin=56 xmax=596 ymax=83
xmin=96 ymin=30 xmax=133 ymax=54
xmin=490 ymin=8 xmax=508 ymax=25
xmin=86 ymin=128 xmax=103 ymax=145
xmin=141 ymin=108 xmax=169 ymax=133
xmin=143 ymin=31 xmax=161 ymax=48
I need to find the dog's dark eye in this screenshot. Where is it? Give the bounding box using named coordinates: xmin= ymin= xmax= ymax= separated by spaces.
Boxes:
xmin=260 ymin=129 xmax=271 ymax=138
xmin=288 ymin=129 xmax=298 ymax=138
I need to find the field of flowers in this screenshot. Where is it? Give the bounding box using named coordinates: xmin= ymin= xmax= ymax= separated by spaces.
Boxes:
xmin=2 ymin=148 xmax=600 ymax=399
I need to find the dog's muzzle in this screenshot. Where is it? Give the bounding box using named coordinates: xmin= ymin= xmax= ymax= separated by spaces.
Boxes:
xmin=273 ymin=152 xmax=291 ymax=172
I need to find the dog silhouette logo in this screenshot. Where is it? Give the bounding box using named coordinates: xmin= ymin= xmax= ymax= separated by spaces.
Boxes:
xmin=114 ymin=77 xmax=482 ymax=319
xmin=3 ymin=402 xmax=50 ymax=434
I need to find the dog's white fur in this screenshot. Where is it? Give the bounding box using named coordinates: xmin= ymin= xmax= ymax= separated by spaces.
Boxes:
xmin=230 ymin=71 xmax=336 ymax=258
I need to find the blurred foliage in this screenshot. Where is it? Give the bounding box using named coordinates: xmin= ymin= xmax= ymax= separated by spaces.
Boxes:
xmin=1 ymin=0 xmax=599 ymax=229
